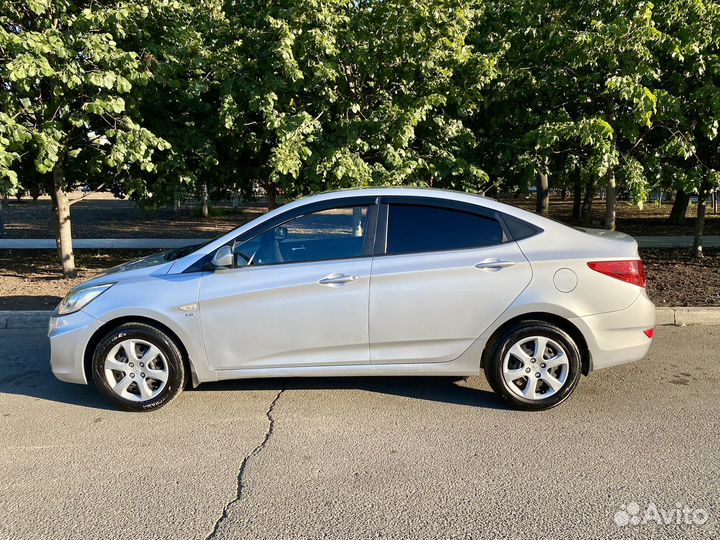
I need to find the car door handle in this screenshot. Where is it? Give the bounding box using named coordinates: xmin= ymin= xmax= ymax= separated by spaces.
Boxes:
xmin=318 ymin=273 xmax=358 ymax=286
xmin=291 ymin=245 xmax=306 ymax=251
xmin=475 ymin=259 xmax=516 ymax=270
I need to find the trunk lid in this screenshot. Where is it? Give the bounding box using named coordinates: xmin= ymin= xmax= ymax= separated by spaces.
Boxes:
xmin=571 ymin=227 xmax=640 ymax=260
xmin=573 ymin=227 xmax=636 ymax=244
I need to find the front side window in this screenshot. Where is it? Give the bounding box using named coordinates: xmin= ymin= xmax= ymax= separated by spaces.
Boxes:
xmin=386 ymin=204 xmax=503 ymax=255
xmin=234 ymin=206 xmax=370 ymax=266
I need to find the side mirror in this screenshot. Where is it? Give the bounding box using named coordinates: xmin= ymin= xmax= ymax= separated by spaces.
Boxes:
xmin=210 ymin=246 xmax=233 ymax=269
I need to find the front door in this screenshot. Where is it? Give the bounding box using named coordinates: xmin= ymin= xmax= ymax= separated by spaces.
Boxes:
xmin=199 ymin=204 xmax=375 ymax=370
xmin=369 ymin=201 xmax=532 ymax=364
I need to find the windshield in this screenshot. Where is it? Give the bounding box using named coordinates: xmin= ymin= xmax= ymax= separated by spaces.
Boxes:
xmin=163 ymin=240 xmax=213 ymax=262
xmin=101 ymin=237 xmax=220 ymax=276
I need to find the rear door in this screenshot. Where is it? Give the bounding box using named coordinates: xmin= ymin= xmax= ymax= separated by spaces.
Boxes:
xmin=369 ymin=197 xmax=532 ymax=364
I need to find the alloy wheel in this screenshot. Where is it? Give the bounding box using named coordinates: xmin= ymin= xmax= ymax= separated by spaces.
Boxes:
xmin=104 ymin=339 xmax=169 ymax=402
xmin=502 ymin=335 xmax=569 ymax=400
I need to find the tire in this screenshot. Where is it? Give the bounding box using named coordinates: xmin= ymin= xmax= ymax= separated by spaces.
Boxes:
xmin=484 ymin=320 xmax=581 ymax=411
xmin=92 ymin=322 xmax=187 ymax=412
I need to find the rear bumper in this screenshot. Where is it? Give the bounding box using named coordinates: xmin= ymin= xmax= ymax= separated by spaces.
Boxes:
xmin=573 ymin=292 xmax=655 ymax=372
xmin=49 ymin=310 xmax=102 ymax=385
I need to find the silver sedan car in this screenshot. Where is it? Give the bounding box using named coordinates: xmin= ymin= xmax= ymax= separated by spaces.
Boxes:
xmin=50 ymin=188 xmax=655 ymax=412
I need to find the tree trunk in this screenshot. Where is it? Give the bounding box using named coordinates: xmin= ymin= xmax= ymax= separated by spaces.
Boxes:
xmin=201 ymin=183 xmax=209 ymax=218
xmin=605 ymin=172 xmax=617 ymax=231
xmin=668 ymin=188 xmax=690 ymax=225
xmin=265 ymin=183 xmax=278 ymax=210
xmin=535 ymin=173 xmax=549 ymax=216
xmin=0 ymin=197 xmax=5 ymax=237
xmin=693 ymin=182 xmax=709 ymax=258
xmin=560 ymin=186 xmax=567 ymax=200
xmin=173 ymin=190 xmax=181 ymax=216
xmin=49 ymin=158 xmax=76 ymax=278
xmin=581 ymin=176 xmax=595 ymax=225
xmin=571 ymin=171 xmax=582 ymax=223
xmin=712 ymin=191 xmax=718 ymax=214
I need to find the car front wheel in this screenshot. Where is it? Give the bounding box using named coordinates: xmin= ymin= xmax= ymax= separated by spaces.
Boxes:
xmin=485 ymin=321 xmax=581 ymax=410
xmin=92 ymin=322 xmax=187 ymax=412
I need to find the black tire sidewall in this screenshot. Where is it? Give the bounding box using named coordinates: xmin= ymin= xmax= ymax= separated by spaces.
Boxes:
xmin=92 ymin=324 xmax=185 ymax=412
xmin=487 ymin=323 xmax=581 ymax=410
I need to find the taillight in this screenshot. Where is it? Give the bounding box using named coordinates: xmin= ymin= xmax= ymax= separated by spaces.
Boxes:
xmin=643 ymin=328 xmax=655 ymax=339
xmin=587 ymin=260 xmax=646 ymax=288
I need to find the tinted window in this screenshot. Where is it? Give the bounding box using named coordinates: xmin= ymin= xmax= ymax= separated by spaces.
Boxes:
xmin=234 ymin=206 xmax=369 ymax=266
xmin=502 ymin=213 xmax=542 ymax=241
xmin=387 ymin=204 xmax=503 ymax=255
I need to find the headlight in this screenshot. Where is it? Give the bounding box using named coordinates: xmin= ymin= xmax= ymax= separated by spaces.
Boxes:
xmin=58 ymin=283 xmax=114 ymax=315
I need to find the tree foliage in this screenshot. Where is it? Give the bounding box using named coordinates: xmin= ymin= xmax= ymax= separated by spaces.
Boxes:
xmin=213 ymin=0 xmax=500 ymax=202
xmin=0 ymin=1 xmax=170 ymax=185
xmin=0 ymin=0 xmax=170 ymax=274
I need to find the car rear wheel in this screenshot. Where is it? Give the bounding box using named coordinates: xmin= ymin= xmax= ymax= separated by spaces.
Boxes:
xmin=484 ymin=321 xmax=581 ymax=410
xmin=92 ymin=322 xmax=187 ymax=412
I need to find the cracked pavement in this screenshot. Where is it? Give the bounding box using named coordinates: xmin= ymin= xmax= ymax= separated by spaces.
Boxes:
xmin=0 ymin=326 xmax=718 ymax=539
xmin=205 ymin=388 xmax=284 ymax=540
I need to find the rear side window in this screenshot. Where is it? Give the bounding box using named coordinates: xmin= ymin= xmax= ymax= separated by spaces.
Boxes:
xmin=387 ymin=204 xmax=503 ymax=255
xmin=502 ymin=213 xmax=543 ymax=241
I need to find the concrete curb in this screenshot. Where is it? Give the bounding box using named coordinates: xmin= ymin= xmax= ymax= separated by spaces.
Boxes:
xmin=655 ymin=307 xmax=720 ymax=326
xmin=1 ymin=308 xmax=719 ymax=330
xmin=672 ymin=307 xmax=720 ymax=326
xmin=0 ymin=311 xmax=53 ymax=329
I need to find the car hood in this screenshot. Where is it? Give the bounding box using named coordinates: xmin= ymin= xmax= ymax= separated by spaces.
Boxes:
xmin=73 ymin=253 xmax=175 ymax=292
xmin=102 ymin=252 xmax=171 ymax=275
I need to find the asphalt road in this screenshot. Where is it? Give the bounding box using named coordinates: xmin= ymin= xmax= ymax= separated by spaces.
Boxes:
xmin=0 ymin=326 xmax=718 ymax=540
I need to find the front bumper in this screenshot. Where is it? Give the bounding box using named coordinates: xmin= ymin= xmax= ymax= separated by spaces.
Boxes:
xmin=49 ymin=310 xmax=103 ymax=385
xmin=574 ymin=292 xmax=656 ymax=372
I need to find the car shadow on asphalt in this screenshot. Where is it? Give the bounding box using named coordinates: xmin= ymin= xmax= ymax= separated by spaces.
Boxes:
xmin=0 ymin=368 xmax=116 ymax=411
xmin=1 ymin=366 xmax=507 ymax=411
xmin=194 ymin=376 xmax=511 ymax=410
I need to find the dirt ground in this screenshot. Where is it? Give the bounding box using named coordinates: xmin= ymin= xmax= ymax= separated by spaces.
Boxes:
xmin=0 ymin=193 xmax=262 ymax=239
xmin=0 ymin=250 xmax=152 ymax=310
xmin=497 ymin=195 xmax=720 ymax=236
xmin=1 ymin=192 xmax=718 ymax=239
xmin=0 ymin=248 xmax=717 ymax=310
xmin=642 ymin=248 xmax=720 ymax=307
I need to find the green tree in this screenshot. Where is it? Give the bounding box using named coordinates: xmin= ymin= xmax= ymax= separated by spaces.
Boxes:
xmin=214 ymin=0 xmax=500 ymax=205
xmin=0 ymin=0 xmax=169 ymax=276
xmin=649 ymin=0 xmax=720 ymax=256
xmin=473 ymin=0 xmax=661 ymax=227
xmin=114 ymin=0 xmax=244 ymax=213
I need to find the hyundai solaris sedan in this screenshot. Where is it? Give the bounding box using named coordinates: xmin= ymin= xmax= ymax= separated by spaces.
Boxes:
xmin=50 ymin=188 xmax=655 ymax=412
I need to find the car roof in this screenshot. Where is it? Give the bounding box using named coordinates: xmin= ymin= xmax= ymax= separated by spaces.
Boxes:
xmin=291 ymin=187 xmax=550 ymax=226
xmin=299 ymin=186 xmax=489 ymax=201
